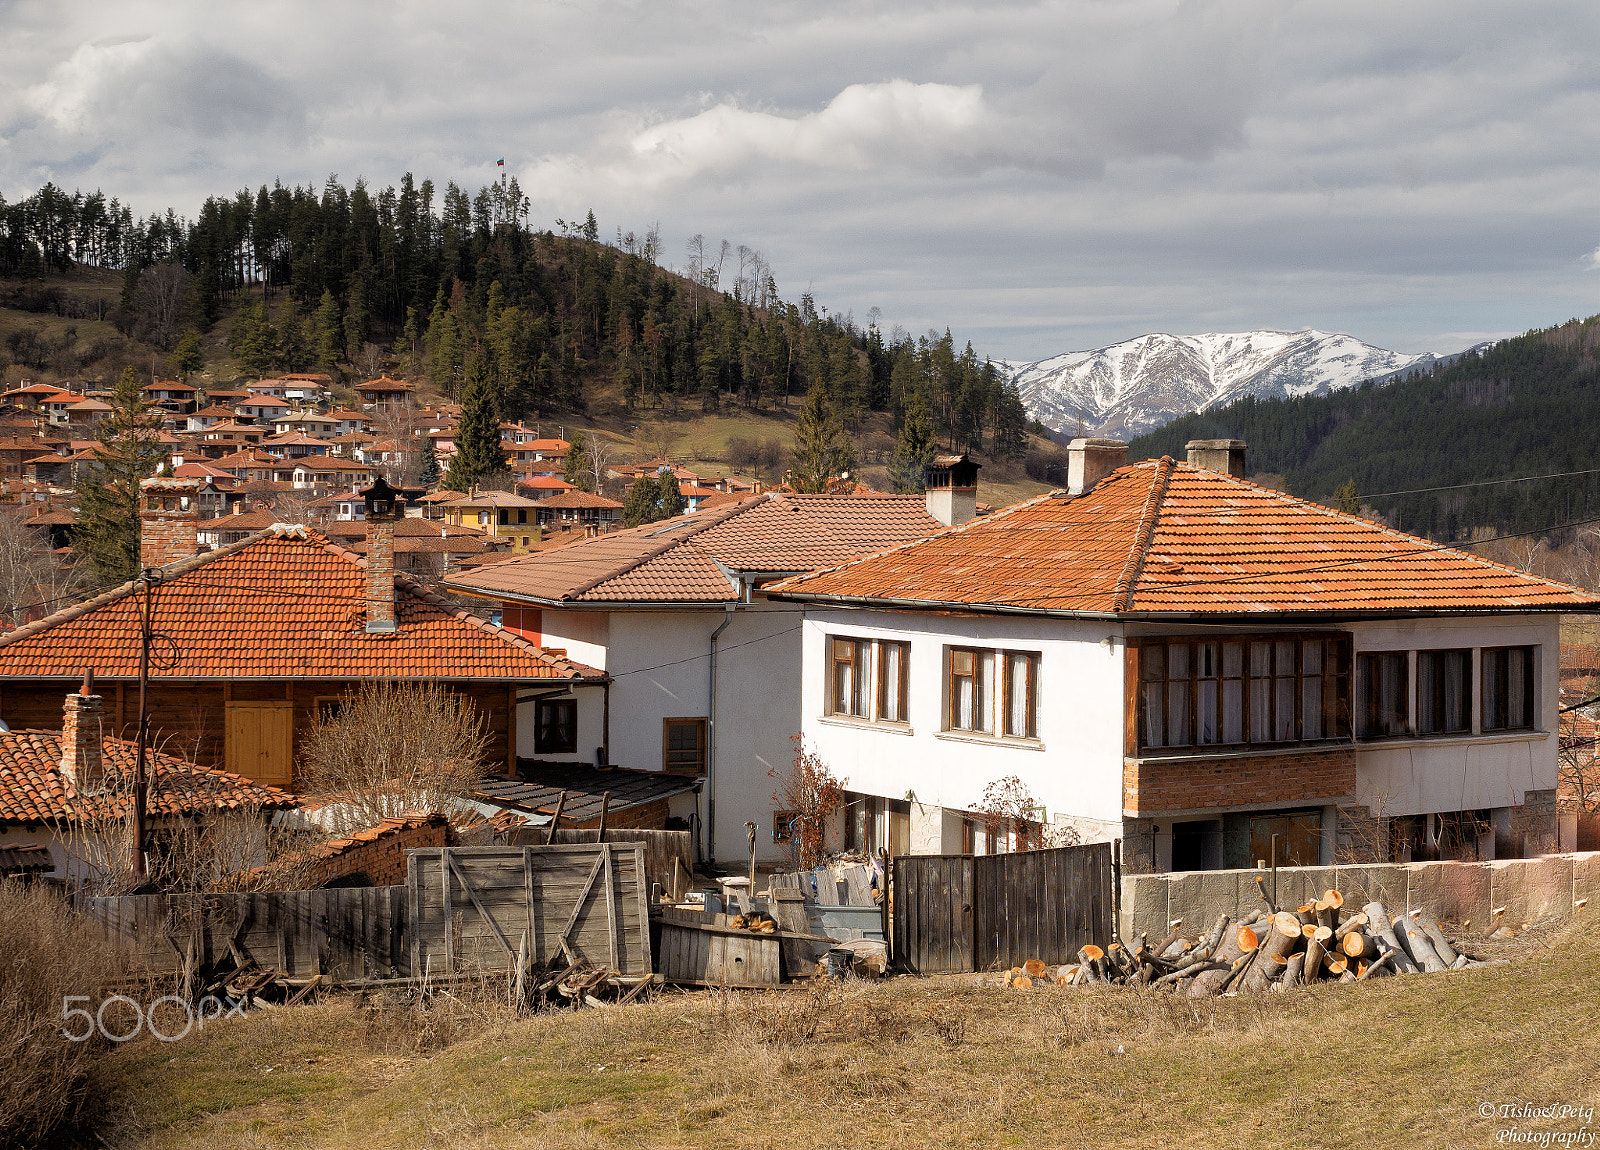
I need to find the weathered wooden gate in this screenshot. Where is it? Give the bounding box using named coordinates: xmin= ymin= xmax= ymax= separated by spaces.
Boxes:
xmin=408 ymin=844 xmax=652 ymax=977
xmin=891 ymin=842 xmax=1113 ymax=974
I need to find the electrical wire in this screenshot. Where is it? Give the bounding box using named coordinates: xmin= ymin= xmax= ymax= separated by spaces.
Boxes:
xmin=1361 ymin=467 xmax=1600 ymax=501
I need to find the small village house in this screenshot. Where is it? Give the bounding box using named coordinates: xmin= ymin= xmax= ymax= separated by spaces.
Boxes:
xmin=765 ymin=440 xmax=1600 ymax=868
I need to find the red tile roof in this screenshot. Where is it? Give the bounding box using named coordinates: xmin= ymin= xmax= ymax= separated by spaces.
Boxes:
xmin=446 ymin=492 xmax=941 ymax=604
xmin=536 ymin=491 xmax=624 ymax=510
xmin=0 ymin=526 xmax=602 ymax=680
xmin=0 ymin=728 xmax=294 ymax=825
xmin=766 ymin=458 xmax=1600 ymax=617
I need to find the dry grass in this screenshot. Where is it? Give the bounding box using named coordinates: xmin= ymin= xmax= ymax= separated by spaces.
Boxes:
xmin=91 ymin=915 xmax=1600 ymax=1149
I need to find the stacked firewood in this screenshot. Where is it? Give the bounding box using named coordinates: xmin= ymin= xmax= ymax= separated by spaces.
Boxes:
xmin=1014 ymin=889 xmax=1489 ymax=995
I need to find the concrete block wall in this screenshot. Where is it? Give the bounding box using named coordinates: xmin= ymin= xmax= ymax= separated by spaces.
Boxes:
xmin=1121 ymin=851 xmax=1600 ymax=942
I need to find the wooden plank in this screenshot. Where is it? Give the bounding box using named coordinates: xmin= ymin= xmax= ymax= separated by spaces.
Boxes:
xmin=554 ymin=851 xmax=607 ymax=964
xmin=446 ymin=852 xmax=517 ymax=956
xmin=440 ymin=847 xmax=455 ymax=973
xmin=632 ymin=844 xmax=652 ymax=977
xmin=603 ymin=847 xmax=619 ymax=971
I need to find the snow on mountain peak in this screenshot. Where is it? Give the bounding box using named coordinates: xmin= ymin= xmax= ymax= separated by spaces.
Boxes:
xmin=1008 ymin=329 xmax=1451 ymax=439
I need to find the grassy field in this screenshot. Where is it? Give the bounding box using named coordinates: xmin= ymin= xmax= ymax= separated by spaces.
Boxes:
xmin=90 ymin=918 xmax=1599 ymax=1149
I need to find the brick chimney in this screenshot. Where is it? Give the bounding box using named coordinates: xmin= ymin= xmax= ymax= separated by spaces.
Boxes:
xmin=923 ymin=453 xmax=981 ymax=527
xmin=139 ymin=477 xmax=202 ymax=569
xmin=1185 ymin=439 xmax=1247 ymax=478
xmin=1065 ymin=437 xmax=1128 ymax=496
xmin=362 ymin=477 xmax=401 ymax=634
xmin=60 ymin=670 xmax=105 ymax=792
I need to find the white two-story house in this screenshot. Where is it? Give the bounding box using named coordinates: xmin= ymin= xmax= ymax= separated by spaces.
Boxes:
xmin=765 ymin=440 xmax=1599 ymax=870
xmin=442 ymin=490 xmax=945 ymax=863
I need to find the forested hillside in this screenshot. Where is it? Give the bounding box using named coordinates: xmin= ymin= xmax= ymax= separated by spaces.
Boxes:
xmin=1129 ymin=316 xmax=1600 ymax=541
xmin=0 ymin=178 xmax=1028 ymax=461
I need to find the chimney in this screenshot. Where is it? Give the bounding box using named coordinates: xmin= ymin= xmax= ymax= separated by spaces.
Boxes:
xmin=1185 ymin=439 xmax=1247 ymax=478
xmin=60 ymin=670 xmax=105 ymax=792
xmin=1065 ymin=437 xmax=1128 ymax=496
xmin=362 ymin=476 xmax=401 ymax=634
xmin=139 ymin=478 xmax=202 ymax=570
xmin=923 ymin=453 xmax=981 ymax=527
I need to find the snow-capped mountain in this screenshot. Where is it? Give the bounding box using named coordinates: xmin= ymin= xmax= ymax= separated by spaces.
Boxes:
xmin=1006 ymin=330 xmax=1460 ymax=439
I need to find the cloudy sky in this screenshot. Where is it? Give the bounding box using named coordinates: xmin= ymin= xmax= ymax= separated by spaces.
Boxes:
xmin=2 ymin=0 xmax=1597 ymax=362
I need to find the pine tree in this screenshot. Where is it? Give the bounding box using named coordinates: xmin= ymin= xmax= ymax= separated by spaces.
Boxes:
xmin=228 ymin=301 xmax=278 ymax=377
xmin=171 ymin=329 xmax=204 ymax=378
xmin=621 ymin=475 xmax=658 ymax=528
xmin=1334 ymin=478 xmax=1361 ymax=515
xmin=418 ymin=437 xmax=440 ymax=487
xmin=889 ymin=394 xmax=937 ymax=494
xmin=73 ymin=367 xmax=169 ymax=586
xmin=657 ymin=474 xmax=685 ymax=519
xmin=564 ymin=431 xmax=591 ymax=491
xmin=443 ymin=348 xmax=509 ymax=491
xmin=312 ymin=289 xmax=343 ymax=369
xmin=789 ymin=383 xmax=856 ymax=493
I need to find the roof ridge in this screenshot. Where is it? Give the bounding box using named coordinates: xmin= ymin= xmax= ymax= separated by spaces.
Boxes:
xmin=1112 ymin=455 xmax=1174 ymax=612
xmin=558 ymin=496 xmax=764 ymax=600
xmin=389 ymin=566 xmax=597 ymax=677
xmin=1181 ymin=464 xmax=1599 ymax=598
xmin=765 ymin=489 xmax=1060 ymax=596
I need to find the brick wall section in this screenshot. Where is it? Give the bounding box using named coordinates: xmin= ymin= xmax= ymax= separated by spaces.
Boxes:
xmin=59 ymin=689 xmax=104 ymax=789
xmin=301 ymin=812 xmax=451 ymax=887
xmin=565 ymin=795 xmax=671 ymax=831
xmin=366 ymin=519 xmax=395 ymax=631
xmin=140 ymin=507 xmax=200 ymax=568
xmin=1124 ymin=747 xmax=1356 ymax=815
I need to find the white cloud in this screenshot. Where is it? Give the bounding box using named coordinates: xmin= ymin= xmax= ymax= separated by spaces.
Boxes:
xmin=1587 ymin=245 xmax=1600 ymax=270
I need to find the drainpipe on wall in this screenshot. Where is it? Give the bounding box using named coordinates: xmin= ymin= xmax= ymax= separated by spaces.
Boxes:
xmin=705 ymin=604 xmax=735 ymax=867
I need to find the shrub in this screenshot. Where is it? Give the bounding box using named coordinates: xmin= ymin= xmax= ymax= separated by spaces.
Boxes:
xmin=0 ymin=881 xmax=127 ymax=1149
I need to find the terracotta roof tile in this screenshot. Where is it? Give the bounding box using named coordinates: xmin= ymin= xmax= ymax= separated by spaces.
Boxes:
xmin=0 ymin=729 xmax=294 ymax=825
xmin=767 ymin=459 xmax=1600 ymax=617
xmin=0 ymin=526 xmax=601 ymax=680
xmin=443 ymin=493 xmax=939 ymax=604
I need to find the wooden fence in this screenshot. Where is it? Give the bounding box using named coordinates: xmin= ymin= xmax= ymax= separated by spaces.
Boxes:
xmin=508 ymin=828 xmax=692 ymax=899
xmin=84 ymin=886 xmax=411 ymax=981
xmin=891 ymin=843 xmax=1113 ymax=975
xmin=408 ymin=844 xmax=652 ymax=978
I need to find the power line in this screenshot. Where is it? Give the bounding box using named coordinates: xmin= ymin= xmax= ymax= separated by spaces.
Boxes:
xmin=1362 ymin=467 xmax=1600 ymax=500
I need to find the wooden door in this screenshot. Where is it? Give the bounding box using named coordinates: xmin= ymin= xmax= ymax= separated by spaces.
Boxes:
xmin=225 ymin=701 xmax=294 ymax=786
xmin=1248 ymin=812 xmax=1322 ymax=868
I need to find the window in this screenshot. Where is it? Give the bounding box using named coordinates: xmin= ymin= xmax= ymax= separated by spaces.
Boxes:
xmin=535 ymin=699 xmax=577 ymax=754
xmin=1417 ymin=649 xmax=1471 ymax=735
xmin=945 ymin=646 xmax=1039 ymax=739
xmin=663 ymin=718 xmax=707 ymax=775
xmin=1483 ymin=646 xmax=1534 ymax=732
xmin=1355 ymin=652 xmax=1410 ymax=738
xmin=828 ymin=637 xmax=870 ymax=717
xmin=878 ymin=640 xmax=910 ymax=723
xmin=1138 ymin=634 xmax=1350 ymax=750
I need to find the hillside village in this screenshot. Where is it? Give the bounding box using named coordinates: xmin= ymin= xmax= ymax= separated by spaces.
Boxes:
xmin=1 ymin=313 xmax=1599 ymax=1150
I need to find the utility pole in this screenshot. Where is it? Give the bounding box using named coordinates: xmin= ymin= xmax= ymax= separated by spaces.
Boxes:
xmin=131 ymin=568 xmax=160 ymax=879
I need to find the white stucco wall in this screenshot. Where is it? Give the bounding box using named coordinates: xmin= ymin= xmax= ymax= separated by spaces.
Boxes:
xmin=798 ymin=608 xmax=1128 ymax=849
xmin=514 ymin=681 xmax=608 ymax=764
xmin=1347 ymin=614 xmax=1560 ymax=815
xmin=538 ymin=602 xmax=803 ymax=864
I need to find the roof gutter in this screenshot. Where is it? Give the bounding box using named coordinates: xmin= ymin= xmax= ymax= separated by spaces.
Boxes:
xmin=704 ymin=603 xmax=736 ymax=868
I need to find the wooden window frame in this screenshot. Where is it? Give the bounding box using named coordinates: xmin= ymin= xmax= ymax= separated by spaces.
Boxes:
xmin=827 ymin=636 xmax=871 ymax=718
xmin=1134 ymin=633 xmax=1351 ymax=753
xmin=876 ymin=639 xmax=911 ymax=725
xmin=1482 ymin=645 xmax=1535 ymax=733
xmin=534 ymin=698 xmax=578 ymax=755
xmin=662 ymin=717 xmax=707 ymax=776
xmin=1417 ymin=648 xmax=1472 ymax=736
xmin=945 ymin=645 xmax=1041 ymax=740
xmin=1354 ymin=651 xmax=1411 ymax=739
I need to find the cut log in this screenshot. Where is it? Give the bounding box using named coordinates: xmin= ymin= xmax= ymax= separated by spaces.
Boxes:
xmin=1303 ymin=925 xmax=1332 ymax=980
xmin=1024 ymin=958 xmax=1048 ymax=979
xmin=1321 ymin=889 xmax=1345 ymax=915
xmin=1362 ymin=902 xmax=1419 ymax=974
xmin=1333 ymin=912 xmax=1369 ymax=941
xmin=1013 ymin=975 xmax=1033 ymax=989
xmin=1188 ymin=924 xmax=1258 ymax=998
xmin=1243 ymin=912 xmax=1304 ymax=994
xmin=1324 ymin=955 xmax=1348 ymax=978
xmin=1341 ymin=930 xmax=1374 ymax=960
xmin=1201 ymin=912 xmax=1231 ymax=957
xmin=1358 ymin=949 xmax=1397 ymax=980
xmin=1395 ymin=918 xmax=1448 ymax=973
xmin=1253 ymin=875 xmax=1278 ymax=912
xmin=1411 ymin=909 xmax=1460 ymax=966
xmin=1155 ymin=921 xmax=1185 ymax=956
xmin=1278 ymin=952 xmax=1305 ymax=988
xmin=1295 ymin=904 xmax=1317 ymax=927
xmin=1078 ymin=946 xmax=1106 ymax=982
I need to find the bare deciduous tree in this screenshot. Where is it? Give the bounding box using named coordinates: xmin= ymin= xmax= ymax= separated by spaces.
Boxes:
xmin=131 ymin=261 xmax=191 ymax=350
xmin=297 ymin=681 xmax=490 ymax=833
xmin=584 ymin=434 xmax=613 ymax=494
xmin=0 ymin=504 xmax=86 ymax=625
